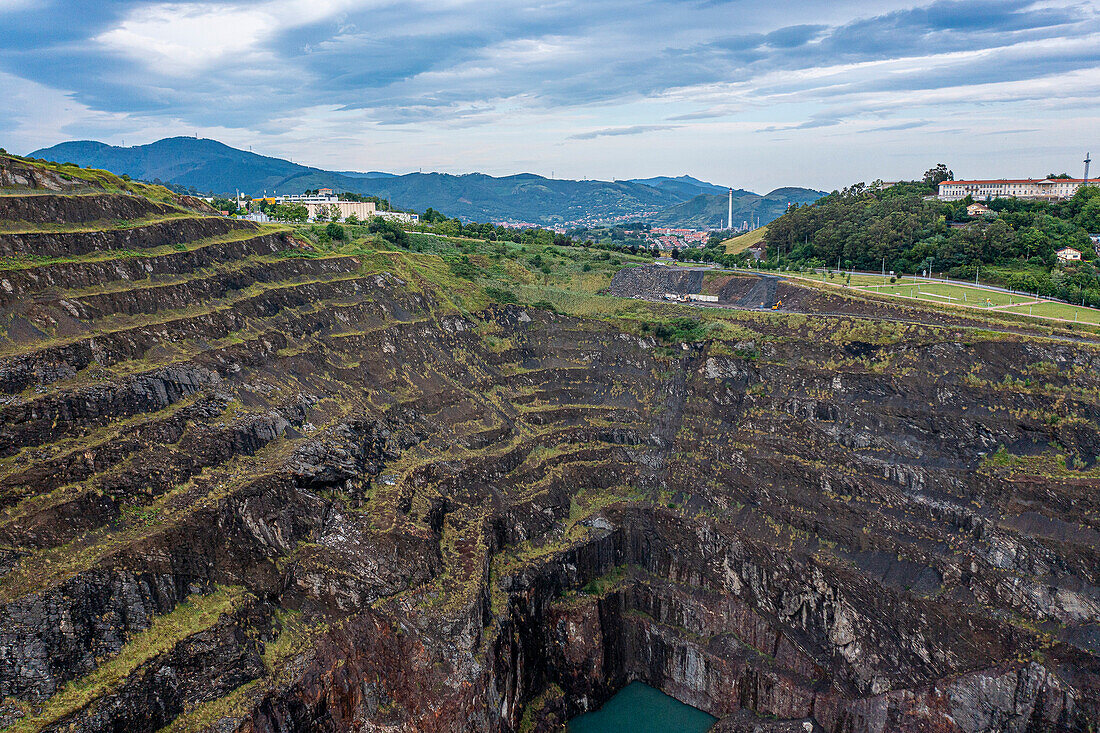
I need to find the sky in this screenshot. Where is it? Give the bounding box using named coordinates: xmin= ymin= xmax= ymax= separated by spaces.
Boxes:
xmin=0 ymin=0 xmax=1098 ymax=192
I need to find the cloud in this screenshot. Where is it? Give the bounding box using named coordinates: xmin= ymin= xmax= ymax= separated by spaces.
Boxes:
xmin=0 ymin=0 xmax=1097 ymax=190
xmin=568 ymin=124 xmax=681 ymax=140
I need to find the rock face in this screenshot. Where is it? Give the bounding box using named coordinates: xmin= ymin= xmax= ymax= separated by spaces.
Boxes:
xmin=0 ymin=154 xmax=1098 ymax=732
xmin=609 ymin=264 xmax=705 ymax=298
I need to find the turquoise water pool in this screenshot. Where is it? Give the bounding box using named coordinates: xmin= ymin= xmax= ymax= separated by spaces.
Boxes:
xmin=568 ymin=681 xmax=717 ymax=733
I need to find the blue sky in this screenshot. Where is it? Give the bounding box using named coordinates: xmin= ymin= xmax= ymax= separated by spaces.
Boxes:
xmin=1 ymin=0 xmax=1098 ymax=191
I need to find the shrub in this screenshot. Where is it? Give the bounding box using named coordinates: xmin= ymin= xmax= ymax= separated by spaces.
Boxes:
xmin=640 ymin=317 xmax=706 ymax=345
xmin=447 ymin=255 xmax=480 ymax=279
xmin=325 ymin=222 xmax=346 ymax=241
xmin=484 ymin=286 xmax=519 ymax=304
xmin=368 ymin=216 xmax=409 ymax=248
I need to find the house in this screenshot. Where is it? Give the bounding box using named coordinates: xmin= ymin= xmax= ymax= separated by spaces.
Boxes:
xmin=1056 ymin=247 xmax=1082 ymax=262
xmin=967 ymin=203 xmax=993 ymax=217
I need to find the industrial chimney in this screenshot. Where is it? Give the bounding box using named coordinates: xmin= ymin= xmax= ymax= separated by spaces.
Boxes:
xmin=727 ymin=188 xmax=733 ymax=230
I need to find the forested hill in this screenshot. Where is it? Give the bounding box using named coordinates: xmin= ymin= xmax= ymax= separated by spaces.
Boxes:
xmin=762 ymin=180 xmax=1100 ymax=305
xmin=27 ymin=138 xmax=683 ymax=225
xmin=649 ymin=187 xmax=825 ymax=229
xmin=29 ymin=137 xmax=827 ymax=228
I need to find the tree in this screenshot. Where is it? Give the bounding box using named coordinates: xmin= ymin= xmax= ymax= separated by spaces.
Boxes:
xmin=325 ymin=222 xmax=346 ymax=241
xmin=923 ymin=164 xmax=955 ymax=187
xmin=211 ymin=197 xmax=240 ymax=215
xmin=274 ymin=203 xmax=308 ymax=222
xmin=368 ymin=216 xmax=409 ymax=248
xmin=422 ymin=207 xmax=448 ymax=224
xmin=345 ymin=213 xmax=361 ymax=226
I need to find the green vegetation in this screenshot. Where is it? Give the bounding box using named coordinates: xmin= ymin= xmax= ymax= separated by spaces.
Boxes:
xmin=639 ymin=316 xmax=707 ymax=345
xmin=723 ymin=226 xmax=767 ymax=255
xmin=1002 ymin=300 xmax=1100 ymax=325
xmin=0 ymin=153 xmax=185 ymax=205
xmin=8 ymin=587 xmax=247 ymax=733
xmin=761 ymin=173 xmax=1100 ymax=307
xmin=981 ymin=445 xmax=1100 ymax=479
xmin=863 ymin=282 xmax=1028 ymax=307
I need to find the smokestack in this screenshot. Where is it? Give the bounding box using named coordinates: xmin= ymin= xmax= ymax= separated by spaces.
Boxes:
xmin=727 ymin=188 xmax=733 ymax=230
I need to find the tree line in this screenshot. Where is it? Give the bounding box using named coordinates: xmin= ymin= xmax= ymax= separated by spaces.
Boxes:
xmin=758 ymin=172 xmax=1100 ymax=306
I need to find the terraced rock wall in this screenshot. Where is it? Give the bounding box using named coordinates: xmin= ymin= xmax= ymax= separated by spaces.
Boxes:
xmin=1 ymin=162 xmax=1098 ymax=732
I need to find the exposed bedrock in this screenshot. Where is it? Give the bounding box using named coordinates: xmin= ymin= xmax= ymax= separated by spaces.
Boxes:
xmin=1 ymin=176 xmax=1098 ymax=732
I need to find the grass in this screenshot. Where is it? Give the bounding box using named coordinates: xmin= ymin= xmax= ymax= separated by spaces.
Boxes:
xmin=980 ymin=445 xmax=1100 ymax=479
xmin=856 ymin=280 xmax=1100 ymax=324
xmin=7 ymin=586 xmax=247 ymax=733
xmin=0 ymin=436 xmax=299 ymax=606
xmin=0 ymin=223 xmax=290 ymax=273
xmin=0 ymin=154 xmax=184 ymax=205
xmin=722 ymin=226 xmax=767 ymax=255
xmin=1002 ymin=300 xmax=1100 ymax=325
xmin=859 ymin=281 xmax=1029 ymax=307
xmin=0 ymin=212 xmax=196 ymax=235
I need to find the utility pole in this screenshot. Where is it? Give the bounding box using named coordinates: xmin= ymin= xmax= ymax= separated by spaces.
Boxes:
xmin=882 ymin=256 xmax=886 ymax=284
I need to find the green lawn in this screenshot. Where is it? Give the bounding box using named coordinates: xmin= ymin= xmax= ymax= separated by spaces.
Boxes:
xmin=839 ymin=273 xmax=916 ymax=287
xmin=859 ymin=282 xmax=1026 ymax=308
xmin=1002 ymin=300 xmax=1100 ymax=325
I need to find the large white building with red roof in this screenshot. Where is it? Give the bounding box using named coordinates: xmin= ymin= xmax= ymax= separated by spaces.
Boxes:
xmin=938 ymin=178 xmax=1093 ymax=202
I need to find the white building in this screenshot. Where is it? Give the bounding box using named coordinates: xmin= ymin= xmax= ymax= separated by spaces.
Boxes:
xmin=939 ymin=178 xmax=1092 ymax=202
xmin=1057 ymin=247 xmax=1082 ymax=262
xmin=305 ymin=200 xmax=376 ymax=221
xmin=375 ymin=211 xmax=420 ymax=224
xmin=266 ymin=190 xmax=422 ymax=223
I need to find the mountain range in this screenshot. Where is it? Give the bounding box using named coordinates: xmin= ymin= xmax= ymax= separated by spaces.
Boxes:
xmin=649 ymin=187 xmax=826 ymax=230
xmin=29 ymin=137 xmax=824 ymax=227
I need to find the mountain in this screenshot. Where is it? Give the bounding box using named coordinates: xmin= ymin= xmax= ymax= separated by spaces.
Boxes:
xmin=624 ymin=175 xmax=736 ymax=198
xmin=32 ymin=138 xmax=333 ymax=196
xmin=30 ymin=137 xmax=824 ymax=228
xmin=335 ymin=170 xmax=397 ymax=179
xmin=649 ymin=187 xmax=826 ymax=229
xmin=29 ymin=138 xmax=686 ymax=225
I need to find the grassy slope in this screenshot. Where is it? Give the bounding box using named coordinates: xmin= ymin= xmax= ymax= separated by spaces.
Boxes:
xmin=723 ymin=227 xmax=767 ymax=255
